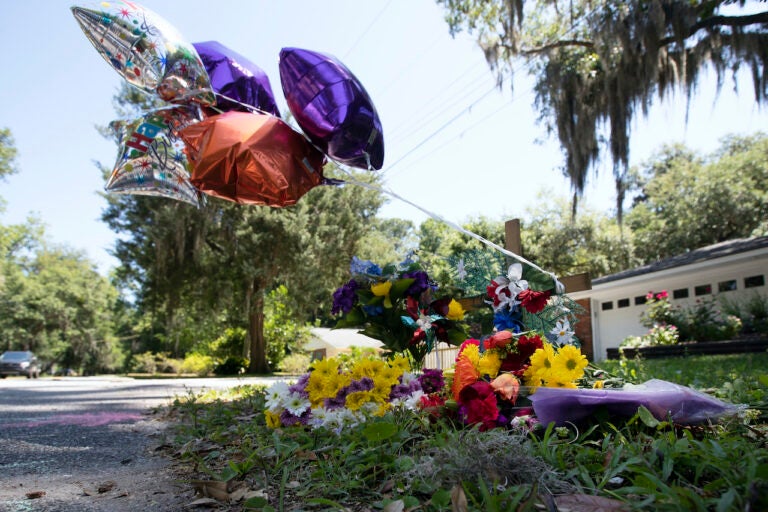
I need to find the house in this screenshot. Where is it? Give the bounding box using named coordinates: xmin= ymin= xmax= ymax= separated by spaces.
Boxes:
xmin=569 ymin=236 xmax=768 ymax=361
xmin=306 ymin=327 xmax=383 ymax=360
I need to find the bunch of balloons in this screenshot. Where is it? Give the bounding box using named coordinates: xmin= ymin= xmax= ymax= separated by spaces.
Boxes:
xmin=72 ymin=1 xmax=384 ymax=207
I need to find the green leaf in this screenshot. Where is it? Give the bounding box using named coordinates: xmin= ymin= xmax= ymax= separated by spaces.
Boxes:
xmin=637 ymin=405 xmax=660 ymax=428
xmin=362 ymin=421 xmax=399 ymax=442
xmin=758 ymin=374 xmax=768 ymax=387
xmin=522 ymin=265 xmax=556 ymax=291
xmin=389 ymin=278 xmax=416 ymax=300
xmin=242 ymin=496 xmax=269 ymax=510
xmin=431 ymin=488 xmax=451 ymax=507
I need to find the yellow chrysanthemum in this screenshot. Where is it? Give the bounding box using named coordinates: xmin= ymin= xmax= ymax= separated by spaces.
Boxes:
xmin=477 ymin=350 xmax=502 ymax=379
xmin=350 ymin=359 xmax=379 ymax=380
xmin=593 ymin=380 xmax=605 ymax=389
xmin=378 ymin=364 xmax=402 ymax=384
xmin=375 ymin=402 xmax=391 ymax=416
xmin=551 ymin=344 xmax=589 ymax=382
xmin=305 ymin=377 xmax=329 ymax=406
xmin=461 ymin=343 xmax=481 ymax=369
xmin=265 ymin=410 xmax=281 ymax=429
xmin=389 ymin=355 xmax=410 ymax=372
xmin=372 ymin=380 xmax=395 ymax=400
xmin=346 ymin=390 xmax=375 ymax=411
xmin=528 ymin=342 xmax=556 ymax=379
xmin=544 ymin=377 xmax=578 ymax=389
xmin=445 ymin=299 xmax=465 ymax=321
xmin=311 ymin=357 xmax=339 ymax=380
xmin=523 ymin=364 xmax=546 ymax=390
xmin=371 ymin=281 xmax=393 ymax=307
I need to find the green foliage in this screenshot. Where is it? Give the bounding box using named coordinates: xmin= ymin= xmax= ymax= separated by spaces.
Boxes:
xmin=437 ymin=1 xmax=768 ymax=217
xmin=720 ymin=291 xmax=768 ymax=335
xmin=181 ymin=353 xmax=215 ymax=377
xmin=263 ymin=285 xmax=312 ymax=369
xmin=521 ymin=192 xmax=637 ymax=278
xmin=165 ymin=352 xmax=768 ymax=510
xmin=213 ymin=356 xmax=249 ymax=376
xmin=276 ymin=353 xmax=310 ymax=374
xmin=0 ymin=127 xmax=18 ymax=181
xmin=0 ymin=245 xmax=121 ymax=372
xmin=628 ymin=135 xmax=768 ymax=262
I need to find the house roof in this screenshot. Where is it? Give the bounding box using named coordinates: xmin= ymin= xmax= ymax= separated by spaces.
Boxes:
xmin=306 ymin=328 xmax=383 ymax=351
xmin=594 ymin=236 xmax=768 ymax=285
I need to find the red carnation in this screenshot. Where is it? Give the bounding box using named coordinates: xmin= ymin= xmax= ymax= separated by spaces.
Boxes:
xmin=458 ymin=381 xmax=499 ymax=431
xmin=518 ymin=289 xmax=551 ymax=313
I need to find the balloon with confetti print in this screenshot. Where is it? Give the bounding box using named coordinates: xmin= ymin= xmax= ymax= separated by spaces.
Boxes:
xmin=71 ymin=1 xmax=214 ymax=105
xmin=279 ymin=47 xmax=384 ymax=170
xmin=106 ymin=106 xmax=204 ymax=207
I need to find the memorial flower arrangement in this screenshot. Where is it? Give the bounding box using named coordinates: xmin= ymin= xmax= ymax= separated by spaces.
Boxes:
xmin=263 ymin=355 xmax=447 ymax=431
xmin=331 ymin=256 xmax=469 ymax=368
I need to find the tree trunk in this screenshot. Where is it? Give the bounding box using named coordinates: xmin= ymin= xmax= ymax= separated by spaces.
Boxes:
xmin=247 ymin=281 xmax=270 ymax=374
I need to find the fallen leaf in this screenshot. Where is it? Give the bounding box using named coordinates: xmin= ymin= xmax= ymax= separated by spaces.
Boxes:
xmin=383 ymin=499 xmax=405 ymax=512
xmin=242 ymin=489 xmax=268 ymax=500
xmin=555 ymin=494 xmax=630 ymax=512
xmin=450 ymin=484 xmax=468 ymax=512
xmin=186 ymin=497 xmax=221 ymax=508
xmin=98 ymin=481 xmax=117 ymax=494
xmin=191 ymin=480 xmax=230 ymax=502
xmin=25 ymin=491 xmax=46 ymax=499
xmin=286 ymin=480 xmax=301 ymax=489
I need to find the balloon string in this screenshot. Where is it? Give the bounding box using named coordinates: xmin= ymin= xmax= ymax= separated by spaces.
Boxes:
xmin=333 ymin=167 xmax=563 ymax=293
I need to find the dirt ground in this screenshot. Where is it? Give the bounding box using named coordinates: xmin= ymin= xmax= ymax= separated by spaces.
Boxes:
xmin=0 ymin=412 xmax=211 ymax=512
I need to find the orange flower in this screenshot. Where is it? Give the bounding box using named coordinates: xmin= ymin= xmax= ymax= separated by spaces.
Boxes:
xmin=452 ymin=354 xmax=480 ymax=401
xmin=490 ymin=373 xmax=520 ymax=403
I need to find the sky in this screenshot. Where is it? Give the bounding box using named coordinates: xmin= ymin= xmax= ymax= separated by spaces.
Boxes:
xmin=0 ymin=0 xmax=765 ymax=275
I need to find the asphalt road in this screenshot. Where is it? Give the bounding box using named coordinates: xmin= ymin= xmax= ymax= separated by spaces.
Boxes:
xmin=0 ymin=375 xmax=284 ymax=512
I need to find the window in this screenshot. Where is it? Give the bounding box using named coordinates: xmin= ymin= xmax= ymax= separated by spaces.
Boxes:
xmin=634 ymin=296 xmax=646 ymax=306
xmin=745 ymin=275 xmax=765 ymax=288
xmin=694 ymin=284 xmax=712 ymax=296
xmin=617 ymin=298 xmax=630 ymax=308
xmin=718 ymin=280 xmax=737 ymax=292
xmin=601 ymin=301 xmax=614 ymax=311
xmin=673 ymin=288 xmax=689 ymax=299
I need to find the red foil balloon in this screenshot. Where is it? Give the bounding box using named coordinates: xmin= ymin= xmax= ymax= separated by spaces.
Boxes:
xmin=180 ymin=112 xmax=326 ymax=206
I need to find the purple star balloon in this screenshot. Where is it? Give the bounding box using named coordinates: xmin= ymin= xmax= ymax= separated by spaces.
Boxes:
xmin=192 ymin=41 xmax=281 ymax=117
xmin=279 ymin=47 xmax=384 ymax=170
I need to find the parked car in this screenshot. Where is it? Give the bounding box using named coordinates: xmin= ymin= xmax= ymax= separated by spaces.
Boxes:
xmin=0 ymin=351 xmax=41 ymax=378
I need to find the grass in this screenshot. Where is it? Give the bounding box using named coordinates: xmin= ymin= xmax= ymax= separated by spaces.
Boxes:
xmin=163 ymin=353 xmax=768 ymax=511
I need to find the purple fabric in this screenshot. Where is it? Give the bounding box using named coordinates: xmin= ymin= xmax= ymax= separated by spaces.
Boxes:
xmin=193 ymin=41 xmax=280 ymax=116
xmin=279 ymin=47 xmax=384 ymax=170
xmin=529 ymin=379 xmax=742 ymax=426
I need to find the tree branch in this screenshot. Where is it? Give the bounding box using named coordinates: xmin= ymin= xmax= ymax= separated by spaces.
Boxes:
xmin=519 ymin=39 xmax=594 ymax=56
xmin=660 ymin=11 xmax=768 ymax=46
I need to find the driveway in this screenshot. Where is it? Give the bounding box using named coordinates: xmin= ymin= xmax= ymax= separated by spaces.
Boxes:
xmin=0 ymin=375 xmax=284 ymax=511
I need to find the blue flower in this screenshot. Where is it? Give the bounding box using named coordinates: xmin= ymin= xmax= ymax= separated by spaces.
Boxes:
xmin=493 ymin=309 xmax=524 ymax=332
xmin=350 ymin=256 xmax=382 ymax=276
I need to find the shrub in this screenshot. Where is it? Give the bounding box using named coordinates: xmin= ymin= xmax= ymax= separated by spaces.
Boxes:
xmin=676 ymin=298 xmax=742 ymax=341
xmin=278 ymin=353 xmax=311 ymax=374
xmin=181 ymin=353 xmax=215 ymax=377
xmin=214 ymin=356 xmax=249 ymax=376
xmin=620 ymin=324 xmax=679 ymax=351
xmin=721 ymin=292 xmax=768 ymax=335
xmin=130 ymin=352 xmax=157 ymax=374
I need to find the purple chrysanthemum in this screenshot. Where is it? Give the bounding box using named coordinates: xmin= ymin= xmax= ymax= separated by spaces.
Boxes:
xmin=418 ymin=369 xmax=445 ymax=394
xmin=332 ymin=279 xmax=359 ymax=315
xmin=289 ymin=373 xmax=310 ymax=398
xmin=403 ymin=271 xmax=431 ymax=297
